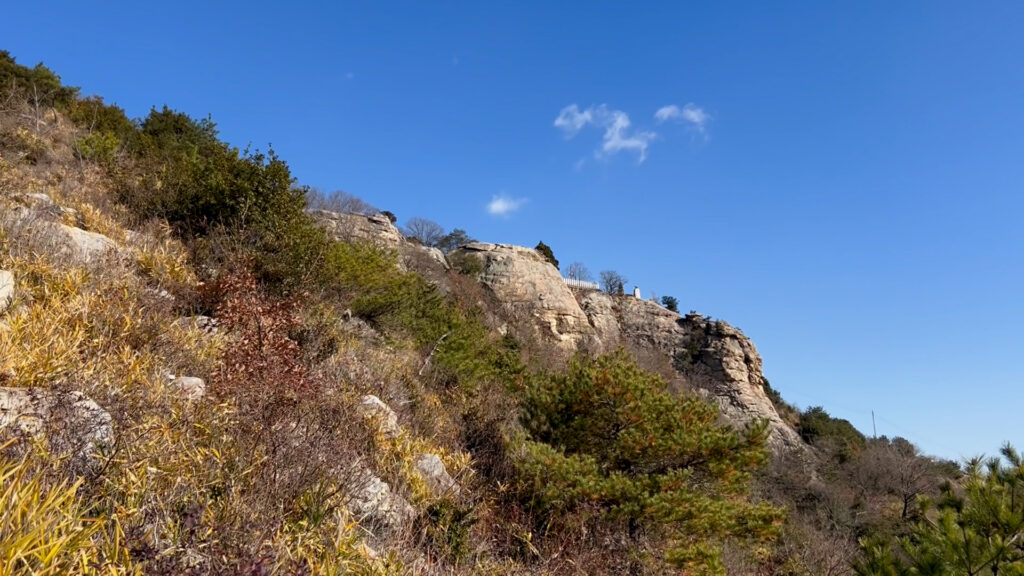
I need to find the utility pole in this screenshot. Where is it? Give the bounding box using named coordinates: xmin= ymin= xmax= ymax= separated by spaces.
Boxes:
xmin=872 ymin=410 xmax=877 ymax=439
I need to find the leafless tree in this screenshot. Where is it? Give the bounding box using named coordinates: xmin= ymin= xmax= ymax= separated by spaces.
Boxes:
xmin=599 ymin=270 xmax=628 ymax=295
xmin=306 ymin=188 xmax=378 ymax=215
xmin=849 ymin=437 xmax=941 ymax=520
xmin=402 ymin=217 xmax=445 ymax=247
xmin=565 ymin=261 xmax=593 ymax=282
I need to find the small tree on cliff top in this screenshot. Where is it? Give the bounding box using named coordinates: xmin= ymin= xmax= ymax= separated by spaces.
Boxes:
xmin=600 ymin=270 xmax=628 ymax=295
xmin=535 ymin=241 xmax=558 ymax=268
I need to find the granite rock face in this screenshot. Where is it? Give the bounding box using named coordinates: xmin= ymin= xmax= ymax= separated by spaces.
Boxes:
xmin=310 ymin=210 xmax=405 ymax=250
xmin=578 ymin=294 xmax=803 ymax=452
xmin=670 ymin=314 xmax=805 ymax=452
xmin=304 ymin=212 xmax=805 ymax=455
xmin=453 ymin=243 xmax=595 ymax=353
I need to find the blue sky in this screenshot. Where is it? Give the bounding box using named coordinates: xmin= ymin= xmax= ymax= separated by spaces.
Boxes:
xmin=7 ymin=1 xmax=1024 ymax=461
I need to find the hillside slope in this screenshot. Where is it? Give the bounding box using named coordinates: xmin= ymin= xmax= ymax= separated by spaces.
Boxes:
xmin=0 ymin=52 xmax=972 ymax=576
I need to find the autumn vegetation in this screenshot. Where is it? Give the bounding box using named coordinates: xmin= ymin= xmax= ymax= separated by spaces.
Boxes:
xmin=0 ymin=50 xmax=1021 ymax=575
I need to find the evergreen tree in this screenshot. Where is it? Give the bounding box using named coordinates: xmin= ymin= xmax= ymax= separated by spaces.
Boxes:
xmin=661 ymin=295 xmax=679 ymax=312
xmin=855 ymin=444 xmax=1024 ymax=575
xmin=437 ymin=228 xmax=475 ymax=253
xmin=518 ymin=349 xmax=782 ymax=573
xmin=535 ymin=241 xmax=558 ymax=268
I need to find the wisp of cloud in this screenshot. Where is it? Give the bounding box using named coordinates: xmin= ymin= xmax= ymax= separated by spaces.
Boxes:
xmin=487 ymin=194 xmax=527 ymax=216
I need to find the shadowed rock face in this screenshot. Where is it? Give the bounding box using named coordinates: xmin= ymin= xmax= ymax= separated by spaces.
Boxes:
xmin=453 ymin=243 xmax=595 ymax=353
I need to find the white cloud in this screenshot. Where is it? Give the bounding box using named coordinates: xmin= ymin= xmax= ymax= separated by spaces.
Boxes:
xmin=599 ymin=108 xmax=656 ymax=161
xmin=554 ymin=104 xmax=593 ymax=137
xmin=654 ymin=103 xmax=710 ymax=133
xmin=487 ymin=194 xmax=527 ymax=216
xmin=554 ymin=104 xmax=655 ymax=163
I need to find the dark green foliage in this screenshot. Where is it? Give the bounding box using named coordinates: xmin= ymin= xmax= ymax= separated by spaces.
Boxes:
xmin=115 ymin=106 xmax=307 ymax=235
xmin=321 ymin=240 xmax=520 ymax=390
xmin=518 ymin=349 xmax=782 ymax=573
xmin=534 ymin=241 xmax=558 ymax=269
xmin=449 ymin=251 xmax=483 ymax=276
xmin=660 ymin=295 xmax=679 ymax=313
xmin=379 ymin=210 xmax=397 ymax=223
xmin=419 ymin=499 xmax=476 ymax=562
xmin=437 ymin=229 xmax=475 ymax=254
xmin=854 ymin=444 xmax=1024 ymax=575
xmin=799 ymin=406 xmax=866 ymax=459
xmin=0 ymin=50 xmax=79 ymax=107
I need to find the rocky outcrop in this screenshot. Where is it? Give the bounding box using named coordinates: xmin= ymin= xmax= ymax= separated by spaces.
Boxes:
xmin=0 ymin=387 xmax=113 ymax=464
xmin=581 ymin=291 xmax=684 ymax=352
xmin=0 ymin=270 xmax=13 ymax=314
xmin=358 ymin=395 xmax=402 ymax=438
xmin=344 ymin=463 xmax=416 ymax=534
xmin=453 ymin=243 xmax=595 ymax=352
xmin=310 ymin=210 xmax=405 ymax=250
xmin=3 ymin=195 xmax=118 ymax=265
xmin=310 ymin=210 xmax=451 ymax=287
xmin=577 ymin=293 xmax=803 ymax=452
xmin=671 ymin=314 xmax=804 ymax=452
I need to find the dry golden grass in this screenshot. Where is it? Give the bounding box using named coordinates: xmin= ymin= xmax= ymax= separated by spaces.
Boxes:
xmin=0 ymin=440 xmax=136 ymax=575
xmin=0 ymin=103 xmax=557 ymax=575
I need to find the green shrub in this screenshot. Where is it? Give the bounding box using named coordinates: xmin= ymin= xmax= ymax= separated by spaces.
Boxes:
xmin=449 ymin=251 xmax=483 ymax=276
xmin=0 ymin=51 xmax=79 ymax=108
xmin=419 ymin=499 xmax=476 ymax=563
xmin=799 ymin=406 xmax=865 ymax=460
xmin=74 ymin=130 xmax=120 ymax=163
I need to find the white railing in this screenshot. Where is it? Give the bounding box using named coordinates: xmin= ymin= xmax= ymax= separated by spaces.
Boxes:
xmin=562 ymin=277 xmax=600 ymax=291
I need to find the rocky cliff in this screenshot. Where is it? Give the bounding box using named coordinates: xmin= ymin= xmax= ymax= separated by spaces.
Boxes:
xmin=453 ymin=242 xmax=596 ymax=352
xmin=445 ymin=239 xmax=805 ymax=453
xmin=309 ymin=212 xmax=803 ymax=453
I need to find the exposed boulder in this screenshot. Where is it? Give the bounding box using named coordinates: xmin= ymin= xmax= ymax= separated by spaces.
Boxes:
xmin=453 ymin=243 xmax=595 ymax=353
xmin=172 ymin=315 xmax=219 ymax=334
xmin=344 ymin=463 xmax=416 ymax=534
xmin=0 ymin=270 xmax=13 ymax=314
xmin=170 ymin=376 xmax=206 ymax=401
xmin=0 ymin=387 xmax=113 ymax=464
xmin=415 ymin=453 xmax=460 ymax=496
xmin=3 ymin=203 xmax=118 ymax=265
xmin=358 ymin=395 xmax=402 ymax=438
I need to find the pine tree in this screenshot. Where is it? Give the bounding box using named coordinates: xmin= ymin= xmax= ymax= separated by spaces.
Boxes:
xmin=855 ymin=444 xmax=1024 ymax=575
xmin=518 ymin=349 xmax=782 ymax=573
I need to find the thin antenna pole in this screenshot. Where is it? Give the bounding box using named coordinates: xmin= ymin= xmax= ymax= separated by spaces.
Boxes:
xmin=872 ymin=410 xmax=877 ymax=439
